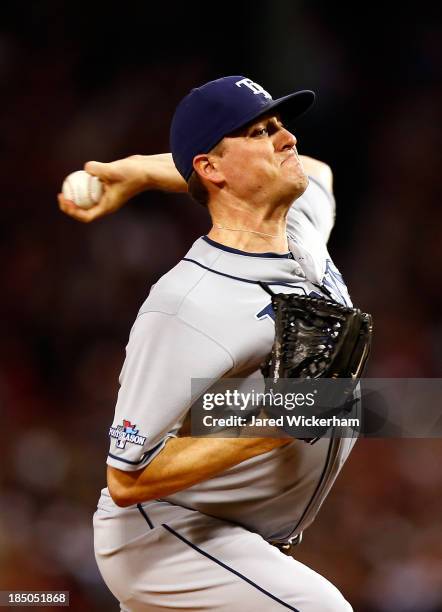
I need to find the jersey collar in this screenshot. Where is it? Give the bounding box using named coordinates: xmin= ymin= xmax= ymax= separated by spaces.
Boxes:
xmin=185 ymin=236 xmax=308 ymax=286
xmin=202 ymin=236 xmax=293 ymax=259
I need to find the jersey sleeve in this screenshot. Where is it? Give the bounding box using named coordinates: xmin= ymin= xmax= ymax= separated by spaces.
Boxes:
xmin=287 ymin=175 xmax=336 ymax=244
xmin=107 ymin=311 xmax=234 ymax=472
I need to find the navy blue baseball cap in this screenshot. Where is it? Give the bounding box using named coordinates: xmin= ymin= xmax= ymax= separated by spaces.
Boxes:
xmin=170 ymin=76 xmax=315 ymax=181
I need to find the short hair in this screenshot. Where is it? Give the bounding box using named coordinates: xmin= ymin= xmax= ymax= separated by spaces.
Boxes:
xmin=187 ymin=140 xmax=225 ymax=208
xmin=188 ymin=171 xmax=209 ymax=208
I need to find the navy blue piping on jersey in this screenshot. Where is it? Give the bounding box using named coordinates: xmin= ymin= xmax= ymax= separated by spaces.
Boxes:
xmin=108 ymin=452 xmax=149 ymax=466
xmin=108 ymin=440 xmax=164 ymax=466
xmin=160 ymin=524 xmax=301 ymax=611
xmin=182 ymin=258 xmax=307 ymax=293
xmin=203 ymin=235 xmax=293 ymax=258
xmin=285 ymin=433 xmax=335 ymax=540
xmin=137 ymin=504 xmax=154 ymax=529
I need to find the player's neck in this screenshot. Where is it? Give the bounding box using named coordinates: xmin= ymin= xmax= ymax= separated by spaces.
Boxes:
xmin=207 ymin=228 xmax=289 ymax=254
xmin=205 ymin=180 xmax=301 ymax=254
xmin=207 ymin=209 xmax=289 ymax=254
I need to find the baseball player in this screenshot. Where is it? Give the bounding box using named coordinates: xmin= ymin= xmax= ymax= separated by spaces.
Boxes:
xmin=60 ymin=76 xmax=355 ymax=611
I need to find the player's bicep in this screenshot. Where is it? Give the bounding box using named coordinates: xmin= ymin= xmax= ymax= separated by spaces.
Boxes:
xmin=106 ymin=312 xmax=233 ymax=472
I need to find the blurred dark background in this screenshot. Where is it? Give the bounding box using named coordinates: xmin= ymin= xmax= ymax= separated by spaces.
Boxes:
xmin=1 ymin=1 xmax=441 ymax=610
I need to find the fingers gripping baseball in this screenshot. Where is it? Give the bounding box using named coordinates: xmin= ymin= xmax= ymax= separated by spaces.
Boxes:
xmin=58 ymin=156 xmax=148 ymax=223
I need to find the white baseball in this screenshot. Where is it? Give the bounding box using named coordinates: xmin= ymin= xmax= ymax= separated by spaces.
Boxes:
xmin=62 ymin=170 xmax=103 ymax=209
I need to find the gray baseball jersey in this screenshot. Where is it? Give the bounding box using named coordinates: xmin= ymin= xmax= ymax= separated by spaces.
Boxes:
xmin=105 ymin=176 xmax=357 ymax=543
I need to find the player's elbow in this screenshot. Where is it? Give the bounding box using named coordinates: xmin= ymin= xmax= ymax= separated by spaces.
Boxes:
xmin=107 ymin=466 xmax=144 ymax=507
xmin=107 ymin=478 xmax=132 ymax=507
xmin=108 ymin=485 xmax=134 ymax=507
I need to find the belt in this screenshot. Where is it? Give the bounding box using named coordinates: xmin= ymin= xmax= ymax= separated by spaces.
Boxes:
xmin=270 ymin=532 xmax=303 ymax=555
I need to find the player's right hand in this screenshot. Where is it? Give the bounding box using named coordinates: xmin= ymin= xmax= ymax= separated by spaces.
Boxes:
xmin=57 ymin=155 xmax=150 ymax=223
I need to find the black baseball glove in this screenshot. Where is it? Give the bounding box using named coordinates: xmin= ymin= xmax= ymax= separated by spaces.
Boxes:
xmin=259 ymin=285 xmax=373 ymax=441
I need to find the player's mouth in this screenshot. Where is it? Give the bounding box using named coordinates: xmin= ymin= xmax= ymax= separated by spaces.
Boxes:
xmin=281 ymin=151 xmax=298 ymax=166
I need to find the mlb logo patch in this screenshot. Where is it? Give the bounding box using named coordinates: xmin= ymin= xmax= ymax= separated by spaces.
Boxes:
xmin=109 ymin=420 xmax=147 ymax=449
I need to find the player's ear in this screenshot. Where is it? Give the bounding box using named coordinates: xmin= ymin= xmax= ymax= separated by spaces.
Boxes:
xmin=193 ymin=154 xmax=224 ymax=185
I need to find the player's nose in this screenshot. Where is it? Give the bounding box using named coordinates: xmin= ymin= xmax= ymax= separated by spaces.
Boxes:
xmin=276 ymin=127 xmax=297 ymax=152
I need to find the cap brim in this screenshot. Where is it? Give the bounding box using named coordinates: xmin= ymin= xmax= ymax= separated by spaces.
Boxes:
xmin=265 ymin=90 xmax=315 ymax=124
xmin=224 ymin=90 xmax=315 ymax=139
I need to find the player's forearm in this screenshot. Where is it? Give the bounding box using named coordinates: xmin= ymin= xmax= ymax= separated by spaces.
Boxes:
xmin=108 ymin=436 xmax=290 ymax=507
xmin=142 ymin=153 xmax=332 ymax=195
xmin=149 ymin=153 xmax=327 ymax=195
xmin=144 ymin=153 xmax=329 ymax=195
xmin=134 ymin=153 xmax=187 ymax=193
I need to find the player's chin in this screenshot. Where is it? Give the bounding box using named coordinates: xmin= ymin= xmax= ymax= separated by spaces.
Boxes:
xmin=284 ymin=169 xmax=308 ymax=198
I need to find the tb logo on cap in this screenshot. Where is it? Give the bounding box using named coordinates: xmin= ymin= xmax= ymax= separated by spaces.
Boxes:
xmin=235 ymin=78 xmax=272 ymax=100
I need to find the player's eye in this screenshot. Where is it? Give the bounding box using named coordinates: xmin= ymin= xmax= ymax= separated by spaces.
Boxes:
xmin=251 ymin=127 xmax=268 ymax=137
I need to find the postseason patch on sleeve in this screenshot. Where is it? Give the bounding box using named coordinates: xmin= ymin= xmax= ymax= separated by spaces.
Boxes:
xmin=109 ymin=420 xmax=147 ymax=449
